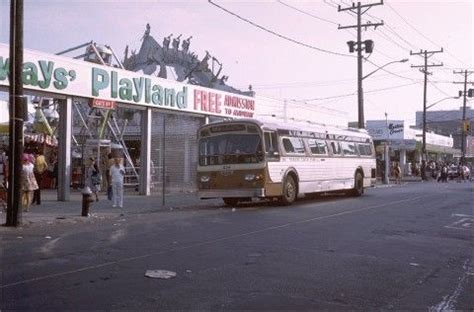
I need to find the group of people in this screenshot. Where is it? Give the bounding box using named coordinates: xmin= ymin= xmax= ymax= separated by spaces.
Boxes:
xmin=85 ymin=155 xmax=125 ymax=208
xmin=21 ymin=151 xmax=49 ymax=211
xmin=427 ymin=160 xmax=472 ymax=183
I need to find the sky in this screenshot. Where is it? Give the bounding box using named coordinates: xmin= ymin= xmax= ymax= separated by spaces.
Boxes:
xmin=0 ymin=0 xmax=472 ymax=126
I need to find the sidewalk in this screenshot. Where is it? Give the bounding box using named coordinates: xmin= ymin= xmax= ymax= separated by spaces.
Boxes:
xmin=3 ymin=176 xmax=426 ymax=227
xmin=1 ymin=189 xmax=223 ymax=226
xmin=374 ymin=176 xmax=422 ymax=186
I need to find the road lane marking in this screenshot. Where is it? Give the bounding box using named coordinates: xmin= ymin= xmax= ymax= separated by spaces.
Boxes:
xmin=0 ymin=194 xmax=428 ymax=289
xmin=39 ymin=237 xmax=63 ymax=256
xmin=444 ymin=218 xmax=474 ymax=231
xmin=451 ymin=214 xmax=474 ymax=218
xmin=430 ymin=259 xmax=472 ymax=312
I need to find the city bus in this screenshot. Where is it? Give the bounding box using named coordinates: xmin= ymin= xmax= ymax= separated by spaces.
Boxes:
xmin=197 ymin=118 xmax=376 ymax=206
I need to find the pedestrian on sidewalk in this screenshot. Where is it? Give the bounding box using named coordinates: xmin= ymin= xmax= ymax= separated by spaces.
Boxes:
xmin=21 ymin=154 xmax=38 ymax=211
xmin=393 ymin=162 xmax=401 ymax=185
xmin=85 ymin=157 xmax=101 ymax=202
xmin=109 ymin=157 xmax=125 ymax=208
xmin=32 ymin=150 xmax=47 ymax=205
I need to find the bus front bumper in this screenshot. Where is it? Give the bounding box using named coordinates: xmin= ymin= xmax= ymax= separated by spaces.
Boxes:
xmin=199 ymin=188 xmax=265 ymax=199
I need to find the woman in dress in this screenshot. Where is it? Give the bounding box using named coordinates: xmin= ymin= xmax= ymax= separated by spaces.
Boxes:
xmin=21 ymin=154 xmax=38 ymax=211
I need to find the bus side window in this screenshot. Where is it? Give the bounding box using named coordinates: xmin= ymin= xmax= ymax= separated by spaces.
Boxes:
xmin=330 ymin=141 xmax=342 ymax=155
xmin=264 ymin=131 xmax=279 ymax=159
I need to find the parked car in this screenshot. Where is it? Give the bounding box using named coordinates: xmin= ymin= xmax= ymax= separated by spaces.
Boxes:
xmin=447 ymin=165 xmax=459 ymax=180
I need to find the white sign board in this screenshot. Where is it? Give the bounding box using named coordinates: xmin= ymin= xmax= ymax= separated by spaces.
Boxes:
xmin=0 ymin=43 xmax=256 ymax=119
xmin=366 ymin=120 xmax=405 ymax=141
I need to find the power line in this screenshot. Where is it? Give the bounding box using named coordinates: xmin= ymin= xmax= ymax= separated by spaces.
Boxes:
xmin=365 ymin=58 xmax=421 ymax=82
xmin=247 ymin=71 xmax=418 ymax=90
xmin=429 ymin=81 xmax=453 ymax=97
xmin=386 ymin=2 xmax=468 ymax=68
xmin=300 ymin=81 xmax=419 ymax=102
xmin=208 ymin=0 xmax=354 ymax=58
xmin=277 ymin=0 xmax=339 ymax=26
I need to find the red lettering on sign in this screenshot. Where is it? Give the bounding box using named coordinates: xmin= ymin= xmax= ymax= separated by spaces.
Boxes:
xmin=194 ymin=89 xmax=224 ymax=114
xmin=90 ymin=98 xmax=116 ymax=110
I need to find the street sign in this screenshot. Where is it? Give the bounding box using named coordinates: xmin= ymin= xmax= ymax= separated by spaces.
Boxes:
xmin=89 ymin=98 xmax=116 ymax=110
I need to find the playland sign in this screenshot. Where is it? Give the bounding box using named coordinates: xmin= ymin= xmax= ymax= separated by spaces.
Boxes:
xmin=0 ymin=43 xmax=255 ymax=118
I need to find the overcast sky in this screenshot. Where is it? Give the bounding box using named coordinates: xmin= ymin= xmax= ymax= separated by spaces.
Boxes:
xmin=0 ymin=0 xmax=472 ymax=125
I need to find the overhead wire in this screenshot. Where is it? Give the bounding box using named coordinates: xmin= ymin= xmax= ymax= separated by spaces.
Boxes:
xmin=386 ymin=1 xmax=469 ymax=68
xmin=207 ymin=0 xmax=354 ymax=58
xmin=246 ymin=70 xmax=418 ymax=90
xmin=300 ymin=81 xmax=419 ymax=102
xmin=277 ymin=0 xmax=339 ymax=26
xmin=278 ymin=0 xmax=421 ymax=83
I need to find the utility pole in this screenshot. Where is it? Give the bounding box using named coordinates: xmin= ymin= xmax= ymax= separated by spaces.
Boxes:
xmin=6 ymin=0 xmax=25 ymax=227
xmin=410 ymin=49 xmax=443 ymax=181
xmin=453 ymin=70 xmax=474 ymax=164
xmin=338 ymin=1 xmax=384 ymax=129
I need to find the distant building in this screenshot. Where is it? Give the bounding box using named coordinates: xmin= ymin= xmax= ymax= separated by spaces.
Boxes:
xmin=366 ymin=120 xmax=459 ymax=176
xmin=415 ymin=106 xmax=473 ymax=157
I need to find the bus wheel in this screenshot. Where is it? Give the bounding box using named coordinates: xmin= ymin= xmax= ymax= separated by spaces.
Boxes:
xmin=352 ymin=171 xmax=364 ymax=197
xmin=279 ymin=175 xmax=297 ymax=205
xmin=223 ymin=197 xmax=239 ymax=207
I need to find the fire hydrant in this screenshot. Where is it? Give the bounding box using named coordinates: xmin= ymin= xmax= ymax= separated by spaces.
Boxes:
xmin=82 ymin=186 xmax=94 ymax=217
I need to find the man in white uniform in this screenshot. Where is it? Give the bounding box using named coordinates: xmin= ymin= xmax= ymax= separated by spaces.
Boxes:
xmin=109 ymin=157 xmax=125 ymax=208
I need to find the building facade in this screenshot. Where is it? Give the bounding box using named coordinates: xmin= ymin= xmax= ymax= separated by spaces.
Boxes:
xmin=367 ymin=120 xmax=459 ymax=176
xmin=415 ymin=106 xmax=473 ymax=157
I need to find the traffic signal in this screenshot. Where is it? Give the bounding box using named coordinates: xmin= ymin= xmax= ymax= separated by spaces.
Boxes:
xmin=364 ymin=40 xmax=374 ymax=53
xmin=347 ymin=41 xmax=356 ymax=53
xmin=463 ymin=120 xmax=471 ymax=133
xmin=468 ymin=89 xmax=473 ymax=98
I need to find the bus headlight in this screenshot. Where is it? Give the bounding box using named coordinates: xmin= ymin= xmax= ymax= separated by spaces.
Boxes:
xmin=244 ymin=174 xmax=256 ymax=181
xmin=200 ymin=175 xmax=210 ymax=182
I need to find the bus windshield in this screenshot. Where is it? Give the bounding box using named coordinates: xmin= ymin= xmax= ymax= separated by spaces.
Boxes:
xmin=199 ymin=134 xmax=263 ymax=165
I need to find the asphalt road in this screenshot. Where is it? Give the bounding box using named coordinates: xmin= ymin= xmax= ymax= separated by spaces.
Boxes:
xmin=1 ymin=182 xmax=473 ymax=310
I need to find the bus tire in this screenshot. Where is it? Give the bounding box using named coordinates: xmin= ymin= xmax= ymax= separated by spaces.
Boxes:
xmin=279 ymin=174 xmax=297 ymax=205
xmin=223 ymin=197 xmax=239 ymax=207
xmin=352 ymin=171 xmax=364 ymax=197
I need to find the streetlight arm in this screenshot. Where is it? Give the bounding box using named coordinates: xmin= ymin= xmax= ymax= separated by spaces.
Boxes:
xmin=426 ymin=96 xmax=460 ymax=110
xmin=362 ymin=59 xmax=408 ymax=80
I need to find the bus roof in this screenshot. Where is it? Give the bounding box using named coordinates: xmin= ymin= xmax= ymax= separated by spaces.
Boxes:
xmin=201 ymin=118 xmax=372 ymax=140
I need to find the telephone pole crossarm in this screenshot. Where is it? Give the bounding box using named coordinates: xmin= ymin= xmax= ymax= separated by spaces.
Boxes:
xmin=338 ymin=21 xmax=384 ymax=30
xmin=410 ymin=48 xmax=444 ymax=56
xmin=411 ymin=63 xmax=443 ymax=68
xmin=338 ymin=0 xmax=383 ymax=12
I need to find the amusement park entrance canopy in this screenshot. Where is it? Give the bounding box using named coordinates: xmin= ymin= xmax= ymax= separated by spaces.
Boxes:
xmin=0 ymin=43 xmax=256 ymax=119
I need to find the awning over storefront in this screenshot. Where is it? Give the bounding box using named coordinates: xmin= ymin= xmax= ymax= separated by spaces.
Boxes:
xmin=422 ymin=142 xmax=461 ymax=156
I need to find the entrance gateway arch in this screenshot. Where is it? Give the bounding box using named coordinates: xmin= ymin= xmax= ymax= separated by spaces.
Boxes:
xmin=0 ymin=39 xmax=256 ymax=201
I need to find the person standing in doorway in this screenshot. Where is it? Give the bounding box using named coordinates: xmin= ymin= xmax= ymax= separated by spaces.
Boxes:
xmin=109 ymin=157 xmax=125 ymax=208
xmin=32 ymin=150 xmax=47 ymax=205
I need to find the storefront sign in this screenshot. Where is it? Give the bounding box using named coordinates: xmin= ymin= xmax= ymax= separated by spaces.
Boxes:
xmin=388 ymin=139 xmax=417 ymax=150
xmin=90 ymin=98 xmax=116 ymax=110
xmin=0 ymin=43 xmax=255 ymax=119
xmin=367 ymin=120 xmax=405 ymax=140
